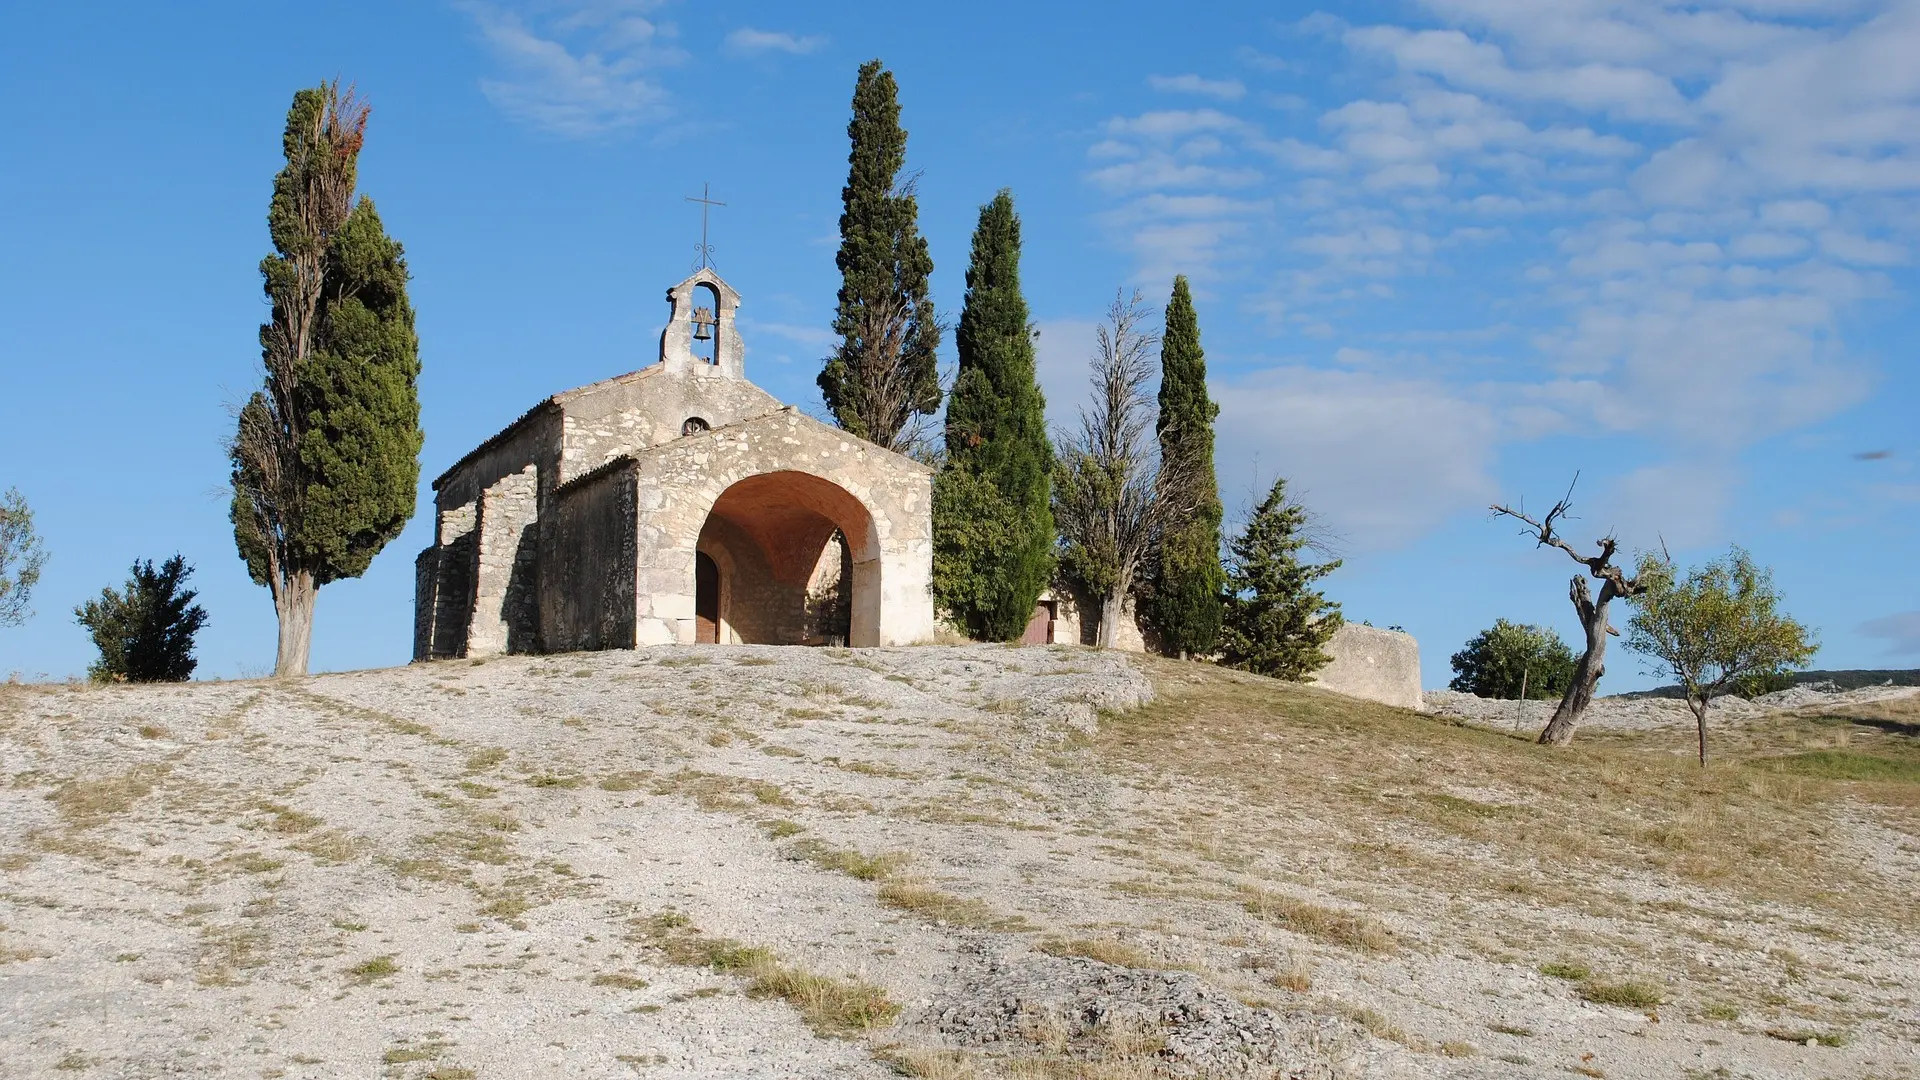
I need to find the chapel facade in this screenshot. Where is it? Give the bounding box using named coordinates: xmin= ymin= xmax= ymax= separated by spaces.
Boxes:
xmin=413 ymin=270 xmax=936 ymax=658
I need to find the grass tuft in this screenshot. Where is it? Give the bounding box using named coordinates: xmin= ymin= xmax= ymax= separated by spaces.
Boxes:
xmin=346 ymin=955 xmax=397 ymax=984
xmin=1240 ymin=888 xmax=1396 ymax=954
xmin=878 ymin=881 xmax=1024 ymax=929
xmin=1037 ymin=937 xmax=1156 ymax=968
xmin=792 ymin=840 xmax=909 ymax=881
xmin=1577 ymin=979 xmax=1664 ymax=1008
xmin=1538 ymin=961 xmax=1592 ymax=981
xmin=632 ymin=909 xmax=898 ymax=1036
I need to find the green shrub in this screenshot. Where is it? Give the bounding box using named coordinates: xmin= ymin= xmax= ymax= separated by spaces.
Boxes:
xmin=1450 ymin=620 xmax=1575 ymax=700
xmin=74 ymin=555 xmax=209 ymax=682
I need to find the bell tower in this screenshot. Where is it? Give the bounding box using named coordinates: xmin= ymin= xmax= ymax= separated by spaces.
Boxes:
xmin=660 ymin=269 xmax=746 ymax=379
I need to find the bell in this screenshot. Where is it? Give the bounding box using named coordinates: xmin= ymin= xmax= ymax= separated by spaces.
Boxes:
xmin=692 ymin=306 xmax=715 ymax=341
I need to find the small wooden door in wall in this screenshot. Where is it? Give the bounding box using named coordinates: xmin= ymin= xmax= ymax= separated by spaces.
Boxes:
xmin=1020 ymin=600 xmax=1056 ymax=646
xmin=695 ymin=552 xmax=720 ymax=644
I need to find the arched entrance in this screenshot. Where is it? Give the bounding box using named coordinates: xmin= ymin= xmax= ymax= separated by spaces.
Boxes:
xmin=694 ymin=471 xmax=881 ymax=646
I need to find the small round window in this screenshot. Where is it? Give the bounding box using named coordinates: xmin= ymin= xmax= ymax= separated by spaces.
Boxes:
xmin=682 ymin=417 xmax=710 ymax=436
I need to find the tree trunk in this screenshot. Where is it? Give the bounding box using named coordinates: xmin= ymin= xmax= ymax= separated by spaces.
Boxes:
xmin=1097 ymin=589 xmax=1124 ymax=649
xmin=1538 ymin=575 xmax=1611 ymax=746
xmin=1689 ymin=697 xmax=1710 ymax=767
xmin=273 ymin=569 xmax=316 ymax=677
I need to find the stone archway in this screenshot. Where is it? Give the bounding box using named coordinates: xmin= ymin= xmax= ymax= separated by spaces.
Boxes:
xmin=693 ymin=471 xmax=882 ymax=646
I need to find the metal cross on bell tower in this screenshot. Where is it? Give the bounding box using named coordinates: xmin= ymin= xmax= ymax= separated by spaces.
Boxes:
xmin=686 ymin=182 xmax=725 ymax=272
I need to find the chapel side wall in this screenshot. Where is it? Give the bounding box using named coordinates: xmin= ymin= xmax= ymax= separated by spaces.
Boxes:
xmin=421 ymin=503 xmax=479 ymax=659
xmin=424 ymin=411 xmax=561 ymax=659
xmin=467 ymin=465 xmax=539 ymax=658
xmin=434 ymin=409 xmax=563 ymax=517
xmin=539 ymin=465 xmax=638 ymax=653
xmin=560 ymin=373 xmax=784 ymax=484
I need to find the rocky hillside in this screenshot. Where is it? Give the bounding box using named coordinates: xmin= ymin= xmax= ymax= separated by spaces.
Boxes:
xmin=2 ymin=646 xmax=1915 ymax=1079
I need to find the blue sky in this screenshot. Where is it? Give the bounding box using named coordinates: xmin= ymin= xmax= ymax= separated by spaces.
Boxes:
xmin=2 ymin=0 xmax=1916 ymax=689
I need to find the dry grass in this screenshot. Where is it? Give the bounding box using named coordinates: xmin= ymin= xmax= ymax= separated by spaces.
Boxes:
xmin=879 ymin=881 xmax=1025 ymax=930
xmin=1239 ymin=888 xmax=1396 ymax=954
xmin=1100 ymin=661 xmax=1920 ymax=921
xmin=632 ymin=910 xmax=898 ymax=1036
xmin=792 ymin=841 xmax=910 ymax=881
xmin=1577 ymin=978 xmax=1664 ymax=1008
xmin=345 ymin=954 xmax=397 ymax=984
xmin=653 ymin=769 xmax=794 ymax=811
xmin=1037 ymin=937 xmax=1156 ymax=968
xmin=48 ymin=764 xmax=168 ymax=826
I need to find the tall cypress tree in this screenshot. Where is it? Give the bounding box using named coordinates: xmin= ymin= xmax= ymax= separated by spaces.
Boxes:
xmin=818 ymin=60 xmax=941 ymax=451
xmin=1149 ymin=276 xmax=1225 ymax=657
xmin=229 ymin=83 xmax=422 ymax=677
xmin=933 ymin=191 xmax=1054 ymax=640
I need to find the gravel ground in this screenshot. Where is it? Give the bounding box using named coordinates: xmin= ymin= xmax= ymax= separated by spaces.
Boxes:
xmin=2 ymin=646 xmax=1914 ymax=1079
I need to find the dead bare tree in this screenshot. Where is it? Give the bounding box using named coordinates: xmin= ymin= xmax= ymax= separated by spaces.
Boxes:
xmin=1490 ymin=475 xmax=1646 ymax=745
xmin=1053 ymin=290 xmax=1195 ymax=647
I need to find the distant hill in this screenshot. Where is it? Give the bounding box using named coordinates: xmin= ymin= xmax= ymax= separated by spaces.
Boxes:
xmin=1619 ymin=668 xmax=1920 ymax=700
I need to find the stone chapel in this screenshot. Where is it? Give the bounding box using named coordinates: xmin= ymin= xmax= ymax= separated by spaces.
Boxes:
xmin=414 ymin=269 xmax=935 ymax=658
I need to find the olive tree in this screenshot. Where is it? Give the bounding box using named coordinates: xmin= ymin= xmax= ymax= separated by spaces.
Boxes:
xmin=1490 ymin=477 xmax=1645 ymax=745
xmin=1625 ymin=546 xmax=1817 ymax=766
xmin=0 ymin=488 xmax=49 ymax=628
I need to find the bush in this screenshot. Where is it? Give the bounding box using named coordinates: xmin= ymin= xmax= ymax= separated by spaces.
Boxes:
xmin=1449 ymin=620 xmax=1575 ymax=699
xmin=74 ymin=555 xmax=209 ymax=683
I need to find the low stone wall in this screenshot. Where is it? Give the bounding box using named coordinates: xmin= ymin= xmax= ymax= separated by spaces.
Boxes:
xmin=1309 ymin=624 xmax=1422 ymax=711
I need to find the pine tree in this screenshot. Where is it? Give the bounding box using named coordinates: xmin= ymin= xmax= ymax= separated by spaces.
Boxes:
xmin=74 ymin=556 xmax=209 ymax=683
xmin=1148 ymin=276 xmax=1224 ymax=657
xmin=934 ymin=191 xmax=1054 ymax=640
xmin=1220 ymin=479 xmax=1342 ymax=679
xmin=229 ymin=83 xmax=422 ymax=677
xmin=817 ymin=60 xmax=941 ymax=451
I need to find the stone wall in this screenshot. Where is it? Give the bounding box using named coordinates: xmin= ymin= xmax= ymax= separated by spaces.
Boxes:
xmin=1308 ymin=624 xmax=1423 ymax=711
xmin=624 ymin=409 xmax=934 ymax=647
xmin=560 ymin=369 xmax=783 ymax=487
xmin=414 ymin=502 xmax=479 ymax=660
xmin=467 ymin=465 xmax=539 ymax=658
xmin=1044 ymin=586 xmax=1150 ymax=652
xmin=539 ymin=461 xmax=638 ymax=653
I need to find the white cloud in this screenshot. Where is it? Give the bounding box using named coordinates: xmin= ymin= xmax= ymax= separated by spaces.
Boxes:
xmin=743 ymin=320 xmax=836 ymax=352
xmin=1590 ymin=460 xmax=1739 ymax=551
xmin=723 ymin=27 xmax=826 ymax=56
xmin=1859 ymin=610 xmax=1920 ymax=657
xmin=464 ymin=1 xmax=683 ymax=137
xmin=1148 ymin=73 xmax=1248 ymax=100
xmin=1215 ymin=368 xmax=1501 ymax=549
xmin=1819 ymin=229 xmax=1907 ymax=265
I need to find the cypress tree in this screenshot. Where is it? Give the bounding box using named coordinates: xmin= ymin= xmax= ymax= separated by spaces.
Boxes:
xmin=818 ymin=60 xmax=941 ymax=451
xmin=933 ymin=191 xmax=1054 ymax=640
xmin=1220 ymin=479 xmax=1342 ymax=679
xmin=229 ymin=82 xmax=422 ymax=676
xmin=1149 ymin=275 xmax=1225 ymax=657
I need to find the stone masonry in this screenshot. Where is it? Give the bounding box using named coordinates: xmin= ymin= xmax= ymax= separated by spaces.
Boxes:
xmin=415 ymin=269 xmax=935 ymax=659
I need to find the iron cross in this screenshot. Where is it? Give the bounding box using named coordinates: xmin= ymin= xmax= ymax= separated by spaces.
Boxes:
xmin=686 ymin=182 xmax=726 ymax=270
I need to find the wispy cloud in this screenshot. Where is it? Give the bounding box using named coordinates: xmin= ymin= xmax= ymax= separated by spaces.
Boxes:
xmin=463 ymin=1 xmax=685 ymax=138
xmin=1148 ymin=73 xmax=1247 ymax=100
xmin=724 ymin=27 xmax=827 ymax=56
xmin=1859 ymin=610 xmax=1920 ymax=657
xmin=1078 ymin=1 xmax=1920 ymax=550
